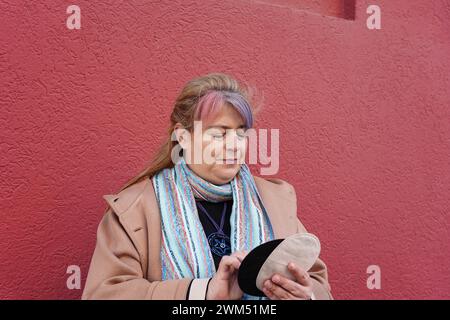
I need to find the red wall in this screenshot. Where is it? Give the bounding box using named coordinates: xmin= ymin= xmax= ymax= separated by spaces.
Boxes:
xmin=1 ymin=0 xmax=449 ymax=299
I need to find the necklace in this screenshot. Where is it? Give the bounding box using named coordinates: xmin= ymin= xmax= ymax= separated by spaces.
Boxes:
xmin=196 ymin=201 xmax=231 ymax=257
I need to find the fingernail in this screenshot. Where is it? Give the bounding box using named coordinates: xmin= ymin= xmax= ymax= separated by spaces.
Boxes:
xmin=273 ymin=275 xmax=279 ymax=282
xmin=288 ymin=262 xmax=294 ymax=269
xmin=265 ymin=280 xmax=272 ymax=289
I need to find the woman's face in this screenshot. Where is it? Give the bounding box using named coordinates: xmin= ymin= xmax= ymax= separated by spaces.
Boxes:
xmin=176 ymin=104 xmax=248 ymax=185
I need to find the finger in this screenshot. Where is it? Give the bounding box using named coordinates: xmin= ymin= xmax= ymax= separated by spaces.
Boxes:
xmin=272 ymin=274 xmax=311 ymax=299
xmin=231 ymin=250 xmax=248 ymax=261
xmin=231 ymin=253 xmax=244 ymax=262
xmin=271 ymin=273 xmax=309 ymax=299
xmin=263 ymin=280 xmax=294 ymax=300
xmin=287 ymin=262 xmax=312 ymax=286
xmin=262 ymin=281 xmax=279 ymax=300
xmin=262 ymin=286 xmax=278 ymax=300
xmin=219 ymin=256 xmax=241 ymax=273
xmin=225 ymin=257 xmax=241 ymax=271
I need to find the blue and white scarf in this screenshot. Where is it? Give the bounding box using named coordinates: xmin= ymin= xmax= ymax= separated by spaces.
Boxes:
xmin=152 ymin=157 xmax=275 ymax=300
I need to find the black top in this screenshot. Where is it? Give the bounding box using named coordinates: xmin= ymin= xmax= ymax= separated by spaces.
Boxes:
xmin=196 ymin=199 xmax=233 ymax=270
xmin=186 ymin=199 xmax=233 ymax=299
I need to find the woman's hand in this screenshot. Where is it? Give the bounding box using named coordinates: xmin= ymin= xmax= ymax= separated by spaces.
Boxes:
xmin=206 ymin=250 xmax=248 ymax=300
xmin=262 ymin=262 xmax=314 ymax=300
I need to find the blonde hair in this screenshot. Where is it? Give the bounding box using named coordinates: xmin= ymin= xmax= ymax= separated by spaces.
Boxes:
xmin=109 ymin=72 xmax=261 ymax=203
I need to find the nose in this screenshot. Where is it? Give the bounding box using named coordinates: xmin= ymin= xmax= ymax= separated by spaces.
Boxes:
xmin=224 ymin=130 xmax=240 ymax=152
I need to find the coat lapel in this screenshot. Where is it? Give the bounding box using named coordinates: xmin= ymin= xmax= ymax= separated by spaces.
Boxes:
xmin=254 ymin=176 xmax=299 ymax=239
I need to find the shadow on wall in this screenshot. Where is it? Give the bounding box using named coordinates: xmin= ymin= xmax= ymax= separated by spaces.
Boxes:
xmin=254 ymin=0 xmax=356 ymax=20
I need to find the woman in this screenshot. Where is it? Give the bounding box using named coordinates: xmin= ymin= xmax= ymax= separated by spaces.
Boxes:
xmin=82 ymin=73 xmax=332 ymax=300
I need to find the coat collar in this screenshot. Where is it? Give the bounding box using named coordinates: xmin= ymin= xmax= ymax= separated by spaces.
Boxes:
xmin=253 ymin=176 xmax=299 ymax=238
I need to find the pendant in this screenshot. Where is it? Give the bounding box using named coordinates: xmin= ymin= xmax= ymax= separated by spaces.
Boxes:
xmin=207 ymin=232 xmax=231 ymax=256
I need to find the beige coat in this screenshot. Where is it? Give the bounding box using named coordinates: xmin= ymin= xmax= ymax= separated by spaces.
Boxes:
xmin=81 ymin=175 xmax=333 ymax=300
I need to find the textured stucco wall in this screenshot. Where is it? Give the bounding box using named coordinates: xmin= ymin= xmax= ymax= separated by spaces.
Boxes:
xmin=0 ymin=0 xmax=449 ymax=299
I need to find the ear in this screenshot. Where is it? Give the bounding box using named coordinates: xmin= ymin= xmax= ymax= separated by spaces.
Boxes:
xmin=173 ymin=123 xmax=189 ymax=149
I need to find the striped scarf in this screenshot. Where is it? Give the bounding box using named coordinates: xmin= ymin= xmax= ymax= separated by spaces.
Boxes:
xmin=152 ymin=156 xmax=275 ymax=300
